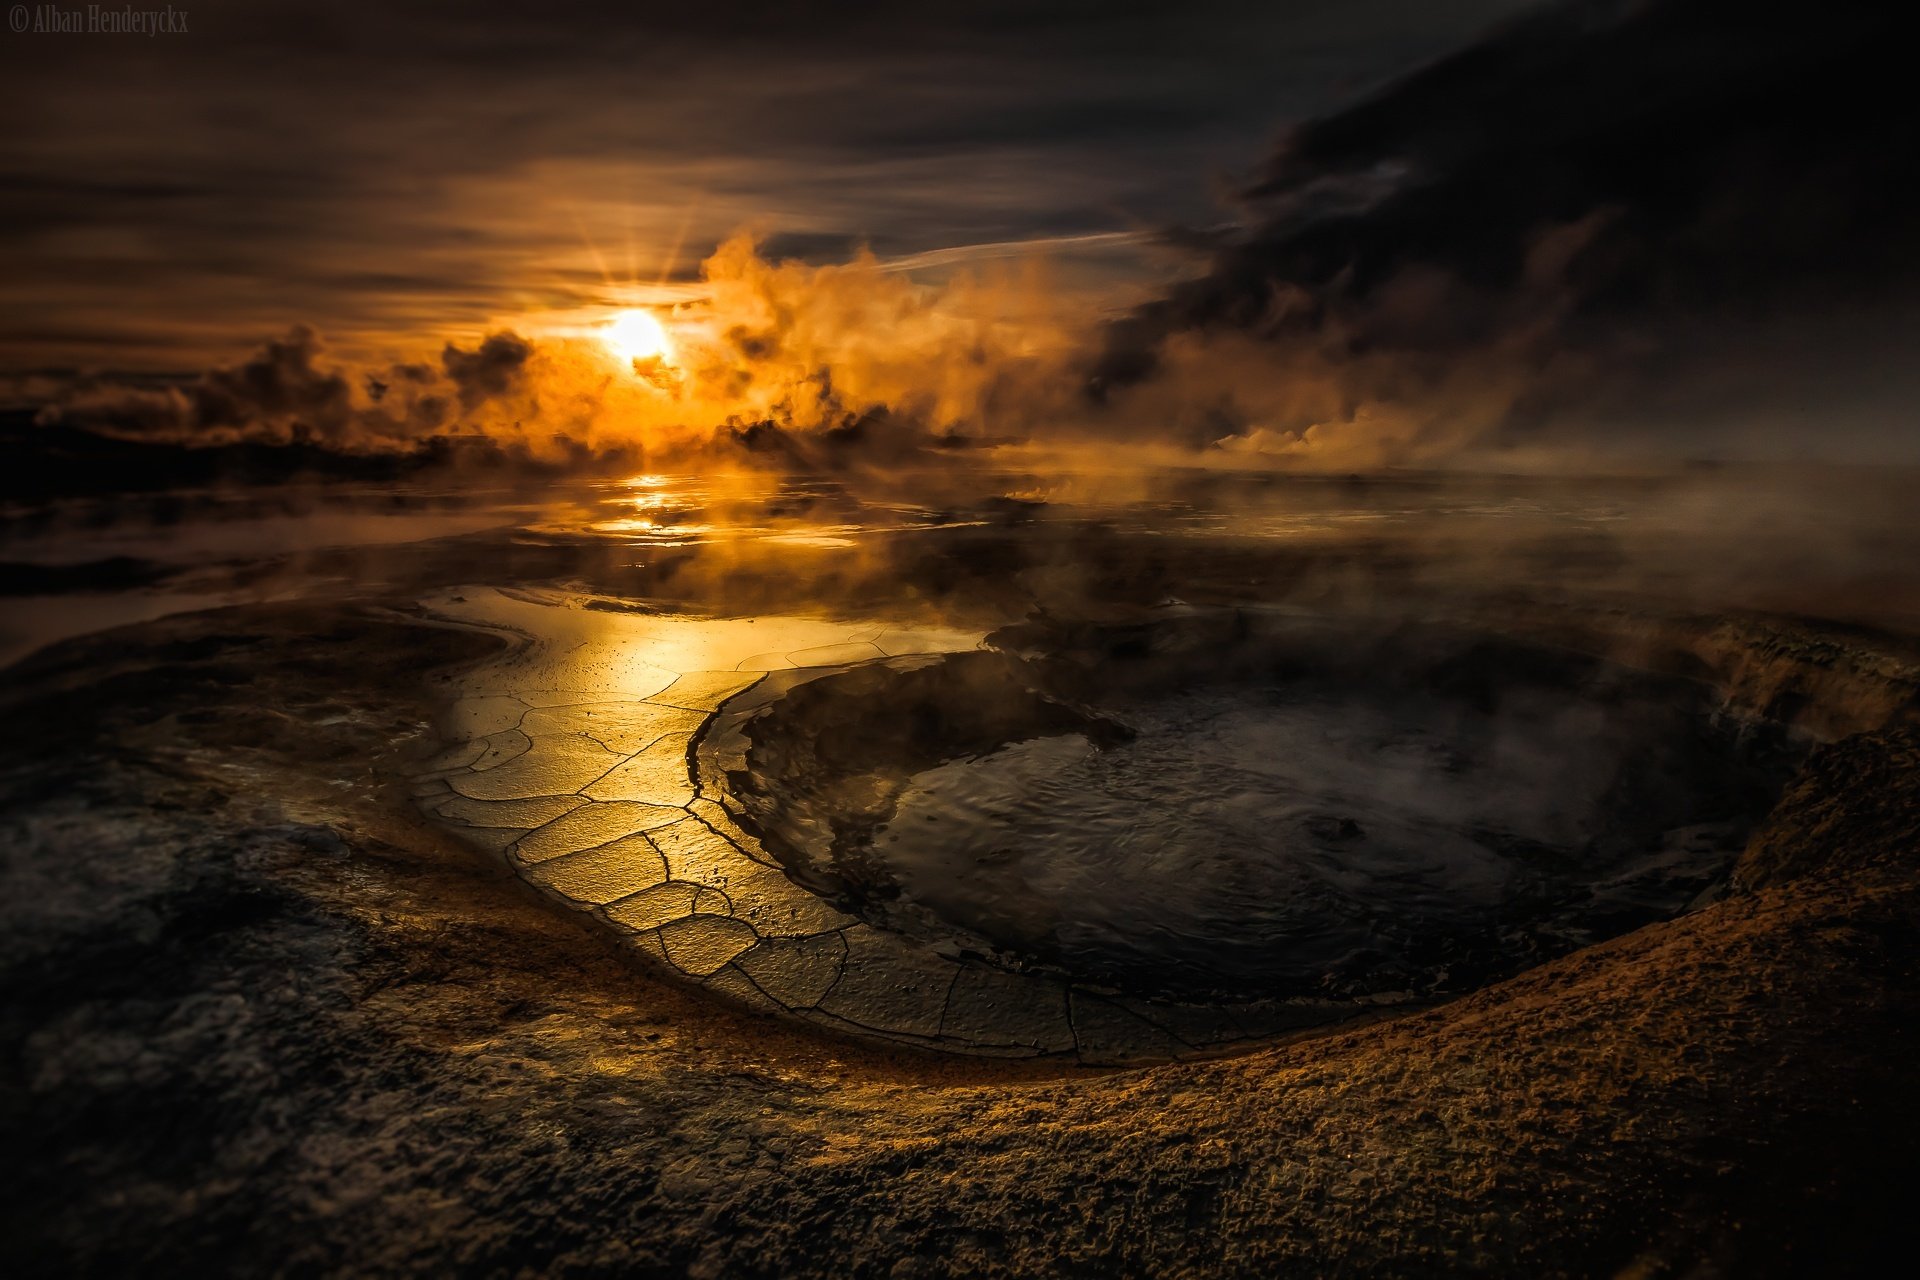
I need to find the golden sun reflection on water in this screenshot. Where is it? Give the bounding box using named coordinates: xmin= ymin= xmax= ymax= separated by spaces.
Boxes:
xmin=549 ymin=471 xmax=952 ymax=549
xmin=423 ymin=585 xmax=986 ymax=698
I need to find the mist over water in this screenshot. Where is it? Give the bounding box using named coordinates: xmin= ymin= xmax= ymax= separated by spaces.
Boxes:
xmin=12 ymin=454 xmax=1890 ymax=1013
xmin=6 ymin=457 xmax=1920 ymax=672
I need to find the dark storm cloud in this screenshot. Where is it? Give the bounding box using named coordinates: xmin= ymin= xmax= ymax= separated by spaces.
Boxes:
xmin=442 ymin=332 xmax=533 ymax=411
xmin=48 ymin=328 xmax=534 ymax=445
xmin=192 ymin=327 xmax=353 ymax=434
xmin=1092 ymin=0 xmax=1920 ymax=459
xmin=0 ymin=0 xmax=1532 ymax=371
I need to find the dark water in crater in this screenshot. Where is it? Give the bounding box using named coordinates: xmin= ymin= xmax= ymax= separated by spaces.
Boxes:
xmin=730 ymin=630 xmax=1797 ymax=1003
xmin=879 ymin=686 xmax=1749 ymax=998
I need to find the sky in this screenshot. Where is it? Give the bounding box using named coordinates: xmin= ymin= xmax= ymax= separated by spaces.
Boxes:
xmin=3 ymin=0 xmax=1914 ymax=467
xmin=0 ymin=0 xmax=1532 ymax=372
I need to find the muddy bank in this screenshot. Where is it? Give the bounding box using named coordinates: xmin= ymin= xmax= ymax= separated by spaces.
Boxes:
xmin=0 ymin=601 xmax=1917 ymax=1275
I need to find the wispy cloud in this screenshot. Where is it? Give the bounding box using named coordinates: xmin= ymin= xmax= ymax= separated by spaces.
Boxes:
xmin=0 ymin=0 xmax=1532 ymax=371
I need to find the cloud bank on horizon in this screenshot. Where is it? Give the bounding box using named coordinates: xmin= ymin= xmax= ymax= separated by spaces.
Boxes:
xmin=13 ymin=0 xmax=1918 ymax=470
xmin=1093 ymin=0 xmax=1920 ymax=465
xmin=34 ymin=235 xmax=1083 ymax=471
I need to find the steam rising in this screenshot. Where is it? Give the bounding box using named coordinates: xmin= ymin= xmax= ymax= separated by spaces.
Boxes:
xmin=1091 ymin=0 xmax=1920 ymax=466
xmin=36 ymin=235 xmax=1081 ymax=470
xmin=29 ymin=0 xmax=1920 ymax=471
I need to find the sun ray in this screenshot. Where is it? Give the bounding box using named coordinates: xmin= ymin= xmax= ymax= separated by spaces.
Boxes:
xmin=657 ymin=198 xmax=701 ymax=291
xmin=569 ymin=205 xmax=615 ymax=291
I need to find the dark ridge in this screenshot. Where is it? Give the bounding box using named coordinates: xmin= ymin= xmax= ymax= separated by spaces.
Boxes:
xmin=0 ymin=411 xmax=546 ymax=502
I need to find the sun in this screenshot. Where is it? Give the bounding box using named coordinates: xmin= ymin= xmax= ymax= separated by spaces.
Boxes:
xmin=601 ymin=309 xmax=675 ymax=365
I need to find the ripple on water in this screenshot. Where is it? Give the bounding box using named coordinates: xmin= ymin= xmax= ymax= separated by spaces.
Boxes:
xmin=732 ymin=626 xmax=1796 ymax=1005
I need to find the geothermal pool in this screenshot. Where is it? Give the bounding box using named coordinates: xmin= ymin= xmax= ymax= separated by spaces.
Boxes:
xmin=414 ymin=590 xmax=1799 ymax=1061
xmin=724 ymin=613 xmax=1793 ymax=1006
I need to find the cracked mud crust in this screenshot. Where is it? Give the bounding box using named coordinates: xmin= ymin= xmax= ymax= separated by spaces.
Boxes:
xmin=410 ymin=593 xmax=1366 ymax=1062
xmin=409 ymin=593 xmax=1847 ymax=1063
xmin=3 ymin=601 xmax=1918 ymax=1276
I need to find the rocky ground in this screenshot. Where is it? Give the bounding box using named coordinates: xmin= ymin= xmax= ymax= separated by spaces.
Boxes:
xmin=2 ymin=600 xmax=1918 ymax=1277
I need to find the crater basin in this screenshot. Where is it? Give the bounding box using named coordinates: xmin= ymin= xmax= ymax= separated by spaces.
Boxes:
xmin=720 ymin=610 xmax=1800 ymax=1009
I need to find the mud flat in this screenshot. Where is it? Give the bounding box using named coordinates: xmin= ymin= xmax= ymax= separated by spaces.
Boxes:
xmin=409 ymin=587 xmax=1828 ymax=1064
xmin=0 ymin=574 xmax=1915 ymax=1275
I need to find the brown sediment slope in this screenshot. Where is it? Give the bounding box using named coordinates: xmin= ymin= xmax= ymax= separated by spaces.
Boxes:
xmin=1 ymin=603 xmax=1916 ymax=1276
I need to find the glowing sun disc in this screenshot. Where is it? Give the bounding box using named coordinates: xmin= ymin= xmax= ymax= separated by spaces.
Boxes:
xmin=603 ymin=309 xmax=674 ymax=364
